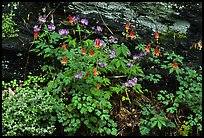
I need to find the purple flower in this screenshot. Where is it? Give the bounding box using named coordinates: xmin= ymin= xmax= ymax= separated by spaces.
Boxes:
xmin=122 ymin=77 xmax=138 ymax=87
xmin=133 ymin=55 xmax=140 ymax=60
xmin=96 ymin=26 xmax=103 ymax=32
xmin=74 ymin=71 xmax=83 ymax=79
xmin=38 ymin=15 xmax=46 ymax=23
xmin=48 ymin=24 xmax=56 ymax=31
xmin=127 ymin=62 xmax=133 ymax=67
xmin=98 ymin=61 xmax=107 ymax=68
xmin=132 ymin=77 xmax=137 ymax=83
xmin=81 ymin=18 xmax=88 ymax=25
xmin=109 ymin=35 xmax=115 ymax=43
xmin=109 ymin=51 xmax=116 ymax=59
xmin=58 ymin=29 xmax=69 ymax=35
xmin=139 ymin=52 xmax=147 ymax=57
xmin=91 ymin=26 xmax=95 ymax=30
xmin=34 ymin=25 xmax=40 ymax=32
xmin=122 ymin=82 xmax=128 ymax=87
xmin=100 ymin=40 xmax=105 ymax=46
xmin=73 ymin=15 xmax=80 ymax=22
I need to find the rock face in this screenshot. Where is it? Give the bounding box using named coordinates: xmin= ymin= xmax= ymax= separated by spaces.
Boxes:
xmin=2 ymin=2 xmax=202 ymax=82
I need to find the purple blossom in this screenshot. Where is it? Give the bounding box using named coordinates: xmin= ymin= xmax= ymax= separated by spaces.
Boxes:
xmin=81 ymin=18 xmax=88 ymax=25
xmin=127 ymin=62 xmax=133 ymax=67
xmin=91 ymin=26 xmax=95 ymax=30
xmin=139 ymin=52 xmax=147 ymax=57
xmin=73 ymin=15 xmax=80 ymax=22
xmin=100 ymin=40 xmax=105 ymax=46
xmin=47 ymin=24 xmax=56 ymax=31
xmin=38 ymin=15 xmax=46 ymax=23
xmin=122 ymin=77 xmax=138 ymax=87
xmin=74 ymin=71 xmax=83 ymax=79
xmin=96 ymin=26 xmax=103 ymax=32
xmin=109 ymin=51 xmax=116 ymax=59
xmin=133 ymin=55 xmax=140 ymax=60
xmin=58 ymin=29 xmax=69 ymax=35
xmin=109 ymin=35 xmax=115 ymax=43
xmin=34 ymin=25 xmax=40 ymax=32
xmin=98 ymin=61 xmax=107 ymax=68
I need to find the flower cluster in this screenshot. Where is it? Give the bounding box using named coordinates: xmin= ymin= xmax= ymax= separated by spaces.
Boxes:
xmin=58 ymin=29 xmax=69 ymax=35
xmin=122 ymin=77 xmax=137 ymax=87
xmin=133 ymin=51 xmax=147 ymax=60
xmin=94 ymin=38 xmax=105 ymax=49
xmin=74 ymin=71 xmax=83 ymax=79
xmin=109 ymin=36 xmax=115 ymax=43
xmin=81 ymin=18 xmax=88 ymax=25
xmin=127 ymin=62 xmax=133 ymax=67
xmin=38 ymin=15 xmax=46 ymax=23
xmin=98 ymin=61 xmax=107 ymax=68
xmin=48 ymin=24 xmax=56 ymax=31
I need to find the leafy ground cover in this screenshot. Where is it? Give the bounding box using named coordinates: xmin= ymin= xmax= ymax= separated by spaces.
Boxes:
xmin=2 ymin=12 xmax=202 ymax=136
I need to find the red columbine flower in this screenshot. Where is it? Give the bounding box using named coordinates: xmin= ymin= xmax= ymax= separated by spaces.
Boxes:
xmin=89 ymin=49 xmax=94 ymax=57
xmin=95 ymin=39 xmax=101 ymax=49
xmin=34 ymin=32 xmax=38 ymax=39
xmin=172 ymin=62 xmax=179 ymax=69
xmin=92 ymin=68 xmax=98 ymax=76
xmin=68 ymin=15 xmax=74 ymax=24
xmin=61 ymin=56 xmax=67 ymax=65
xmin=155 ymin=32 xmax=159 ymax=39
xmin=198 ymin=41 xmax=202 ymax=50
xmin=85 ymin=73 xmax=90 ymax=77
xmin=81 ymin=48 xmax=86 ymax=55
xmin=62 ymin=42 xmax=67 ymax=50
xmin=125 ymin=22 xmax=131 ymax=31
xmin=129 ymin=29 xmax=135 ymax=40
xmin=145 ymin=43 xmax=151 ymax=52
xmin=154 ymin=46 xmax=160 ymax=56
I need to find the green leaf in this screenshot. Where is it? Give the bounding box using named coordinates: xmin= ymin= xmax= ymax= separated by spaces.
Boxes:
xmin=157 ymin=121 xmax=162 ymax=130
xmin=116 ymin=60 xmax=121 ymax=68
xmin=169 ymin=68 xmax=174 ymax=74
xmin=139 ymin=126 xmax=150 ymax=135
xmin=116 ymin=48 xmax=121 ymax=56
xmin=151 ymin=121 xmax=157 ymax=128
xmin=111 ymin=128 xmax=117 ymax=136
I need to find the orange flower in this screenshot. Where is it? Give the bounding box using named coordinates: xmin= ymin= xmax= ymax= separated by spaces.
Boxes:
xmin=145 ymin=43 xmax=151 ymax=52
xmin=129 ymin=29 xmax=135 ymax=40
xmin=92 ymin=68 xmax=99 ymax=76
xmin=125 ymin=22 xmax=131 ymax=31
xmin=198 ymin=41 xmax=202 ymax=50
xmin=155 ymin=32 xmax=159 ymax=39
xmin=62 ymin=42 xmax=67 ymax=50
xmin=172 ymin=62 xmax=179 ymax=69
xmin=95 ymin=39 xmax=101 ymax=49
xmin=81 ymin=48 xmax=86 ymax=55
xmin=154 ymin=46 xmax=160 ymax=56
xmin=89 ymin=49 xmax=94 ymax=57
xmin=68 ymin=15 xmax=74 ymax=24
xmin=61 ymin=56 xmax=67 ymax=64
xmin=34 ymin=31 xmax=38 ymax=39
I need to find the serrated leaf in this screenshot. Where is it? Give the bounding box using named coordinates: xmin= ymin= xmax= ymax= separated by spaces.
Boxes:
xmin=151 ymin=121 xmax=157 ymax=128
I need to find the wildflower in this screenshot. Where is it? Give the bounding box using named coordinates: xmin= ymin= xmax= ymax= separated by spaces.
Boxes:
xmin=139 ymin=52 xmax=147 ymax=57
xmin=109 ymin=35 xmax=115 ymax=43
xmin=198 ymin=41 xmax=202 ymax=50
xmin=155 ymin=32 xmax=159 ymax=39
xmin=129 ymin=29 xmax=135 ymax=40
xmin=62 ymin=42 xmax=66 ymax=50
xmin=61 ymin=56 xmax=67 ymax=65
xmin=74 ymin=71 xmax=83 ymax=79
xmin=133 ymin=55 xmax=140 ymax=60
xmin=172 ymin=62 xmax=179 ymax=69
xmin=68 ymin=15 xmax=74 ymax=24
xmin=89 ymin=49 xmax=94 ymax=57
xmin=127 ymin=62 xmax=133 ymax=67
xmin=125 ymin=22 xmax=131 ymax=31
xmin=96 ymin=26 xmax=103 ymax=32
xmin=81 ymin=48 xmax=86 ymax=55
xmin=122 ymin=77 xmax=137 ymax=87
xmin=94 ymin=39 xmax=105 ymax=49
xmin=34 ymin=25 xmax=40 ymax=32
xmin=58 ymin=29 xmax=69 ymax=35
xmin=98 ymin=61 xmax=107 ymax=68
xmin=154 ymin=46 xmax=160 ymax=56
xmin=48 ymin=24 xmax=56 ymax=31
xmin=92 ymin=68 xmax=99 ymax=76
xmin=145 ymin=43 xmax=151 ymax=52
xmin=73 ymin=15 xmax=80 ymax=22
xmin=38 ymin=15 xmax=46 ymax=23
xmin=81 ymin=18 xmax=88 ymax=25
xmin=109 ymin=51 xmax=116 ymax=59
xmin=34 ymin=31 xmax=38 ymax=39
